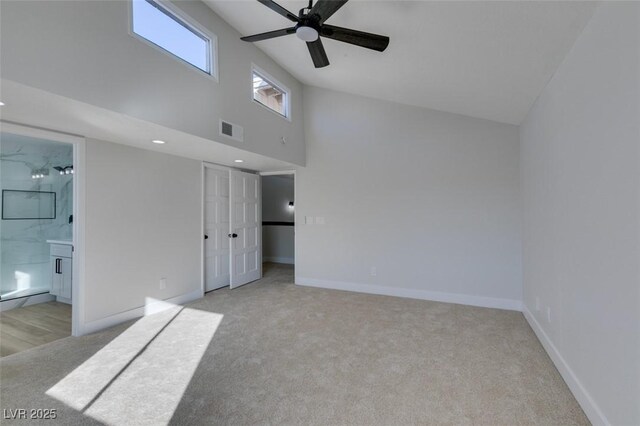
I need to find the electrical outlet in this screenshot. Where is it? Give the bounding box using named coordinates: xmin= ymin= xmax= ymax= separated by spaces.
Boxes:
xmin=546 ymin=307 xmax=552 ymax=323
xmin=535 ymin=297 xmax=540 ymax=311
xmin=305 ymin=216 xmax=314 ymax=225
xmin=370 ymin=267 xmax=377 ymax=276
xmin=159 ymin=277 xmax=167 ymax=290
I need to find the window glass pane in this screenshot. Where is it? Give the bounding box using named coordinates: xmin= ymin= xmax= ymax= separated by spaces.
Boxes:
xmin=132 ymin=0 xmax=209 ymax=73
xmin=253 ymin=72 xmax=287 ymax=117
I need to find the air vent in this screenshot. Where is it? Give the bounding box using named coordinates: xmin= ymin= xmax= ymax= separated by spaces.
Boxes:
xmin=221 ymin=121 xmax=233 ymax=136
xmin=219 ymin=119 xmax=244 ymax=142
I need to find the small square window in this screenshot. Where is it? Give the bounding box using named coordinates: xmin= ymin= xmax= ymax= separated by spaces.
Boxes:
xmin=252 ymin=68 xmax=289 ymax=119
xmin=131 ymin=0 xmax=214 ymax=76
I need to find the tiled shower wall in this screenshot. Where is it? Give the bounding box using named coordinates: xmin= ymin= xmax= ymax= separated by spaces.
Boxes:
xmin=0 ymin=133 xmax=73 ymax=299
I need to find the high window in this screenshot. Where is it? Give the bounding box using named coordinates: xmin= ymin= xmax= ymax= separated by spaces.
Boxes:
xmin=252 ymin=68 xmax=290 ymax=119
xmin=131 ymin=0 xmax=214 ymax=75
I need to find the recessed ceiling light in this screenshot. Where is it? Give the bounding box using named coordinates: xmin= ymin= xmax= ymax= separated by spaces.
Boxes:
xmin=0 ymin=101 xmax=5 ymax=106
xmin=234 ymin=159 xmax=244 ymax=163
xmin=152 ymin=139 xmax=166 ymax=144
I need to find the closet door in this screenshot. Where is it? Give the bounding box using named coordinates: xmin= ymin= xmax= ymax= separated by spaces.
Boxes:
xmin=229 ymin=170 xmax=261 ymax=288
xmin=204 ymin=167 xmax=231 ymax=291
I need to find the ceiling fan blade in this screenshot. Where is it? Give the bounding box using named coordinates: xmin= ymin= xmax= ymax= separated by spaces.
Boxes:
xmin=307 ymin=39 xmax=330 ymax=68
xmin=241 ymin=27 xmax=296 ymax=42
xmin=257 ymin=0 xmax=300 ymax=23
xmin=310 ymin=0 xmax=349 ymax=24
xmin=321 ymin=25 xmax=389 ymax=52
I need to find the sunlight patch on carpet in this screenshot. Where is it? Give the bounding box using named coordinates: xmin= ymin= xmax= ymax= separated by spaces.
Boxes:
xmin=47 ymin=306 xmax=222 ymax=424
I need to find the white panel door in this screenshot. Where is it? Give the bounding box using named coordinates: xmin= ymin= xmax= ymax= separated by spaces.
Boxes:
xmin=230 ymin=170 xmax=261 ymax=288
xmin=204 ymin=167 xmax=231 ymax=292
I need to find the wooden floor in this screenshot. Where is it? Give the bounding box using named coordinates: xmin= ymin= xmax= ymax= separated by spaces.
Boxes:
xmin=0 ymin=302 xmax=71 ymax=357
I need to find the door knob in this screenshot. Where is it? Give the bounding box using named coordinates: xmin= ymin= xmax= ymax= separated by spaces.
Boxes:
xmin=204 ymin=235 xmax=209 ymax=240
xmin=228 ymin=233 xmax=238 ymax=238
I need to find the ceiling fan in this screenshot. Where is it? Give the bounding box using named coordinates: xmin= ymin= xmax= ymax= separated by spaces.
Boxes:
xmin=240 ymin=0 xmax=390 ymax=68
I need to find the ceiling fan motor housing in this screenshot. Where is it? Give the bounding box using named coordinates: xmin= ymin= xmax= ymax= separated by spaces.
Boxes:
xmin=295 ymin=11 xmax=321 ymax=42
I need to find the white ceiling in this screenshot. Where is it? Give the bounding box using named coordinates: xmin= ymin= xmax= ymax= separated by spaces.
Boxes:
xmin=205 ymin=0 xmax=598 ymax=125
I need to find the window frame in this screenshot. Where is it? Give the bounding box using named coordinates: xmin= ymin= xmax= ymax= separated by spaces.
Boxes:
xmin=251 ymin=64 xmax=291 ymax=121
xmin=129 ymin=0 xmax=218 ymax=81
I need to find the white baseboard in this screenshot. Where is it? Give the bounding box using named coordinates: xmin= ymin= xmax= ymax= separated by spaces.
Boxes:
xmin=295 ymin=277 xmax=522 ymax=311
xmin=263 ymin=256 xmax=294 ymax=265
xmin=0 ymin=293 xmax=56 ymax=312
xmin=523 ymin=307 xmax=609 ymax=426
xmin=56 ymin=296 xmax=72 ymax=305
xmin=81 ymin=289 xmax=203 ymax=336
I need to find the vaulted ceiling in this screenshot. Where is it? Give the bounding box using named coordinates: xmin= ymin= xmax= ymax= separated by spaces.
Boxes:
xmin=204 ymin=1 xmax=597 ymax=125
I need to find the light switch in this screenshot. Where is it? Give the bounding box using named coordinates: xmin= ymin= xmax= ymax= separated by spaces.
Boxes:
xmin=315 ymin=216 xmax=325 ymax=225
xmin=305 ymin=216 xmax=315 ymax=225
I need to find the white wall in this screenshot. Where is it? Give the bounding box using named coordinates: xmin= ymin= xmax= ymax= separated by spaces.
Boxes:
xmin=262 ymin=175 xmax=294 ymax=264
xmin=297 ymin=87 xmax=522 ymax=310
xmin=519 ymin=4 xmax=640 ymax=425
xmin=0 ymin=0 xmax=305 ymax=166
xmin=84 ymin=139 xmax=201 ymax=325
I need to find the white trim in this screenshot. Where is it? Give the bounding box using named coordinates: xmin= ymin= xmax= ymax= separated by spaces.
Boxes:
xmin=0 ymin=121 xmax=84 ymax=144
xmin=258 ymin=173 xmax=263 ymax=280
xmin=0 ymin=293 xmax=56 ymax=312
xmin=72 ymin=140 xmax=86 ymax=337
xmin=258 ymin=170 xmax=296 ymax=176
xmin=295 ymin=277 xmax=523 ymax=311
xmin=203 ymin=161 xmax=234 ymax=171
xmin=200 ymin=162 xmax=206 ymax=297
xmin=128 ymin=0 xmax=219 ymax=82
xmin=0 ymin=121 xmax=87 ymax=337
xmin=251 ymin=63 xmax=292 ymax=122
xmin=263 ymin=256 xmax=294 ymax=265
xmin=82 ymin=289 xmax=203 ymax=335
xmin=56 ymin=296 xmax=72 ymax=305
xmin=523 ymin=307 xmax=610 ymax=426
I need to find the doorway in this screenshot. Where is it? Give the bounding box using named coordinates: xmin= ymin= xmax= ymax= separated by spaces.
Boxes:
xmin=260 ymin=172 xmax=295 ymax=274
xmin=203 ymin=164 xmax=261 ymax=292
xmin=0 ymin=124 xmax=84 ymax=355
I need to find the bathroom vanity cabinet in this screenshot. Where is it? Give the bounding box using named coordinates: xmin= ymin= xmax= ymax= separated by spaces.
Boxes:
xmin=48 ymin=241 xmax=73 ymax=303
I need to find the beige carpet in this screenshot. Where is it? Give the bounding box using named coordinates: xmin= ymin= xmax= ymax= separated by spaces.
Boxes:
xmin=0 ymin=263 xmax=588 ymax=425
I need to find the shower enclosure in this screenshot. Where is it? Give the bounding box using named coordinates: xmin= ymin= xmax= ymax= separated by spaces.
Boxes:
xmin=0 ymin=132 xmax=73 ymax=301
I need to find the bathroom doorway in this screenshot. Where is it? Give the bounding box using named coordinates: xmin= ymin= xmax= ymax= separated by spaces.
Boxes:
xmin=0 ymin=123 xmax=84 ymax=355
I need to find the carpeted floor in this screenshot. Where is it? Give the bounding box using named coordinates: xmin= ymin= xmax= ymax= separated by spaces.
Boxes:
xmin=0 ymin=263 xmax=588 ymax=425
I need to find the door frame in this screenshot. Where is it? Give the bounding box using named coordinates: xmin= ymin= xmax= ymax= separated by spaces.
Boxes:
xmin=1 ymin=121 xmax=86 ymax=337
xmin=258 ymin=170 xmax=296 ymax=270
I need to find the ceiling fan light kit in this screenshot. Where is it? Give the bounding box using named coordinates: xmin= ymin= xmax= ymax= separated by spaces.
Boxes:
xmin=241 ymin=0 xmax=390 ymax=68
xmin=296 ymin=26 xmax=319 ymax=42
